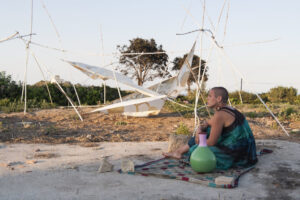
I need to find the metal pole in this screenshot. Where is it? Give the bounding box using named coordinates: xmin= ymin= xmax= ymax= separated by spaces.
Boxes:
xmin=103 ymin=82 xmax=106 ymax=104
xmin=239 ymin=78 xmax=243 ymax=104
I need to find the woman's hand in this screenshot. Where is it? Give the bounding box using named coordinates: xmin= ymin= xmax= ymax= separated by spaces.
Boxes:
xmin=195 ymin=121 xmax=209 ymax=145
xmin=200 ymin=120 xmax=208 ymax=132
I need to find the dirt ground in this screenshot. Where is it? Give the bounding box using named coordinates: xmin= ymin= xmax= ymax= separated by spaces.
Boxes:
xmin=0 ymin=107 xmax=299 ymax=144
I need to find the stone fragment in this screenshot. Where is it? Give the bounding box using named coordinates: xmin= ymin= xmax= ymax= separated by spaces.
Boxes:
xmin=86 ymin=134 xmax=94 ymax=140
xmin=215 ymin=176 xmax=235 ymax=186
xmin=7 ymin=161 xmax=24 ymax=166
xmin=26 ymin=160 xmax=37 ymax=164
xmin=0 ymin=163 xmax=9 ymax=167
xmin=121 ymin=159 xmax=135 ymax=173
xmin=35 ymin=148 xmax=41 ymax=152
xmin=98 ymin=158 xmax=113 ymax=173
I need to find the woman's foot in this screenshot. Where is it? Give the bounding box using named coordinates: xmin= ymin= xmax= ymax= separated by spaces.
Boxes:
xmin=162 ymin=151 xmax=182 ymax=159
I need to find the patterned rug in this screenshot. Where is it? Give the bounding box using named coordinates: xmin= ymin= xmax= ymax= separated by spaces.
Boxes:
xmin=118 ymin=149 xmax=272 ymax=188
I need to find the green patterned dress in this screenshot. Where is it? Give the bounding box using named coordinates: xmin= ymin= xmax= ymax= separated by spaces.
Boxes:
xmin=188 ymin=107 xmax=258 ymax=170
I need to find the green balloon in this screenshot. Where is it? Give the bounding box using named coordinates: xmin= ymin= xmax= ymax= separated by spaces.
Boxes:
xmin=190 ymin=144 xmax=216 ymax=173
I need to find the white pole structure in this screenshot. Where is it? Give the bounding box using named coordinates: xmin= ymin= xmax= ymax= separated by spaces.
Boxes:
xmin=180 ymin=5 xmax=245 ymax=113
xmin=182 ymin=11 xmax=289 ymax=137
xmin=26 ymin=45 xmax=84 ymax=121
xmin=52 ymin=78 xmax=83 ymax=121
xmin=22 ymin=48 xmax=30 ymax=114
xmin=239 ymin=78 xmax=243 ymax=104
xmin=100 ymin=25 xmax=106 ymax=105
xmin=193 ymin=0 xmax=227 ymax=132
xmin=30 ymin=50 xmax=53 ymax=104
xmin=19 ymin=37 xmax=53 ymax=104
xmin=213 ymin=41 xmax=290 ymax=137
xmin=194 ymin=0 xmax=206 ymax=129
xmin=22 ymin=0 xmax=34 ymax=114
xmin=20 ymin=37 xmax=279 ymax=58
xmin=221 ymin=0 xmax=230 ymax=44
xmin=0 ymin=32 xmax=19 ymax=43
xmin=40 ymin=0 xmax=81 ymax=107
xmin=112 ymin=70 xmax=123 ymax=102
xmin=103 ymin=81 xmax=106 ymax=104
xmin=73 ymin=85 xmax=81 ymax=106
xmin=177 ymin=7 xmax=216 ymax=122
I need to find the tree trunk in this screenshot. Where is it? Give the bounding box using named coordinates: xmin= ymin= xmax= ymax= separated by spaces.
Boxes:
xmin=138 ymin=78 xmax=142 ymax=86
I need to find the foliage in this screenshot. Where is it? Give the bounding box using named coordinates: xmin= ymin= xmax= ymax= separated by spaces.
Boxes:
xmin=295 ymin=95 xmax=300 ymax=105
xmin=172 ymin=54 xmax=208 ymax=92
xmin=278 ymin=106 xmax=299 ymax=120
xmin=267 ymin=86 xmax=297 ymax=103
xmin=0 ymin=71 xmax=22 ymax=101
xmin=115 ymin=121 xmax=127 ymax=126
xmin=117 ymin=38 xmax=169 ymax=86
xmin=244 ymin=111 xmax=269 ymax=118
xmin=0 ymin=71 xmax=130 ymax=112
xmin=175 ymin=123 xmax=190 ymax=135
xmin=229 ymin=91 xmax=268 ymax=105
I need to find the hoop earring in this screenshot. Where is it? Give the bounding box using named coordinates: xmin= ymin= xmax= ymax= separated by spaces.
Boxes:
xmin=216 ymin=102 xmax=222 ymax=111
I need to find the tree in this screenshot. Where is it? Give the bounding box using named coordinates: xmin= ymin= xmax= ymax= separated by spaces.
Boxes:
xmin=172 ymin=55 xmax=208 ymax=92
xmin=267 ymin=86 xmax=297 ymax=103
xmin=0 ymin=71 xmax=21 ymax=100
xmin=117 ymin=38 xmax=169 ymax=86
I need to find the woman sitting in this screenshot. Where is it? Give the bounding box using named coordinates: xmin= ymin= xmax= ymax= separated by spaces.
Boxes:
xmin=163 ymin=87 xmax=258 ymax=170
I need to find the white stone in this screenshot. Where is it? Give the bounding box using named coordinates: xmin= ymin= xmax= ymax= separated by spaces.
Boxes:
xmin=98 ymin=158 xmax=113 ymax=173
xmin=121 ymin=159 xmax=135 ymax=173
xmin=215 ymin=176 xmax=235 ymax=186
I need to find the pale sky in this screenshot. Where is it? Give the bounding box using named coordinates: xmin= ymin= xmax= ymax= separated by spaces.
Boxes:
xmin=1 ymin=0 xmax=300 ymax=94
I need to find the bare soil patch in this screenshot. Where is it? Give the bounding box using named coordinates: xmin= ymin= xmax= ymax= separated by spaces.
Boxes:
xmin=0 ymin=107 xmax=299 ymax=144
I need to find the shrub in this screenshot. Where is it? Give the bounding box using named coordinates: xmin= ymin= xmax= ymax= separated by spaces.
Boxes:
xmin=229 ymin=91 xmax=260 ymax=104
xmin=0 ymin=98 xmax=10 ymax=106
xmin=267 ymin=86 xmax=297 ymax=103
xmin=175 ymin=123 xmax=190 ymax=135
xmin=115 ymin=121 xmax=127 ymax=126
xmin=278 ymin=107 xmax=298 ymax=120
xmin=0 ymin=71 xmax=131 ymax=109
xmin=295 ymin=95 xmax=300 ymax=105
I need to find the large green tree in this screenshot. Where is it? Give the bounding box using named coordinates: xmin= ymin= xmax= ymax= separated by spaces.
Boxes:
xmin=117 ymin=38 xmax=170 ymax=86
xmin=172 ymin=54 xmax=208 ymax=92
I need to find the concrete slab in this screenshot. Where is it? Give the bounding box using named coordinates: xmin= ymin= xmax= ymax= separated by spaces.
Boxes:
xmin=0 ymin=140 xmax=299 ymax=200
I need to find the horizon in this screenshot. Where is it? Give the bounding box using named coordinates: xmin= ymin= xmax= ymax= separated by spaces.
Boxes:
xmin=2 ymin=71 xmax=298 ymax=96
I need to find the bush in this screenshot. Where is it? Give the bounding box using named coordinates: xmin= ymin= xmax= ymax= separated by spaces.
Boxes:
xmin=229 ymin=91 xmax=262 ymax=104
xmin=295 ymin=95 xmax=300 ymax=105
xmin=245 ymin=111 xmax=269 ymax=118
xmin=0 ymin=71 xmax=131 ymax=110
xmin=0 ymin=98 xmax=10 ymax=106
xmin=278 ymin=107 xmax=297 ymax=120
xmin=115 ymin=121 xmax=127 ymax=126
xmin=175 ymin=123 xmax=190 ymax=135
xmin=267 ymin=86 xmax=297 ymax=103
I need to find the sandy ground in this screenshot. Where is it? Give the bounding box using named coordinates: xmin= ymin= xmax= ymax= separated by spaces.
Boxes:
xmin=0 ymin=108 xmax=299 ymax=144
xmin=0 ymin=140 xmax=299 ymax=200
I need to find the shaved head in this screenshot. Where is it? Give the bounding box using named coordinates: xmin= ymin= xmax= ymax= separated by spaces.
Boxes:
xmin=211 ymin=87 xmax=229 ymax=103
